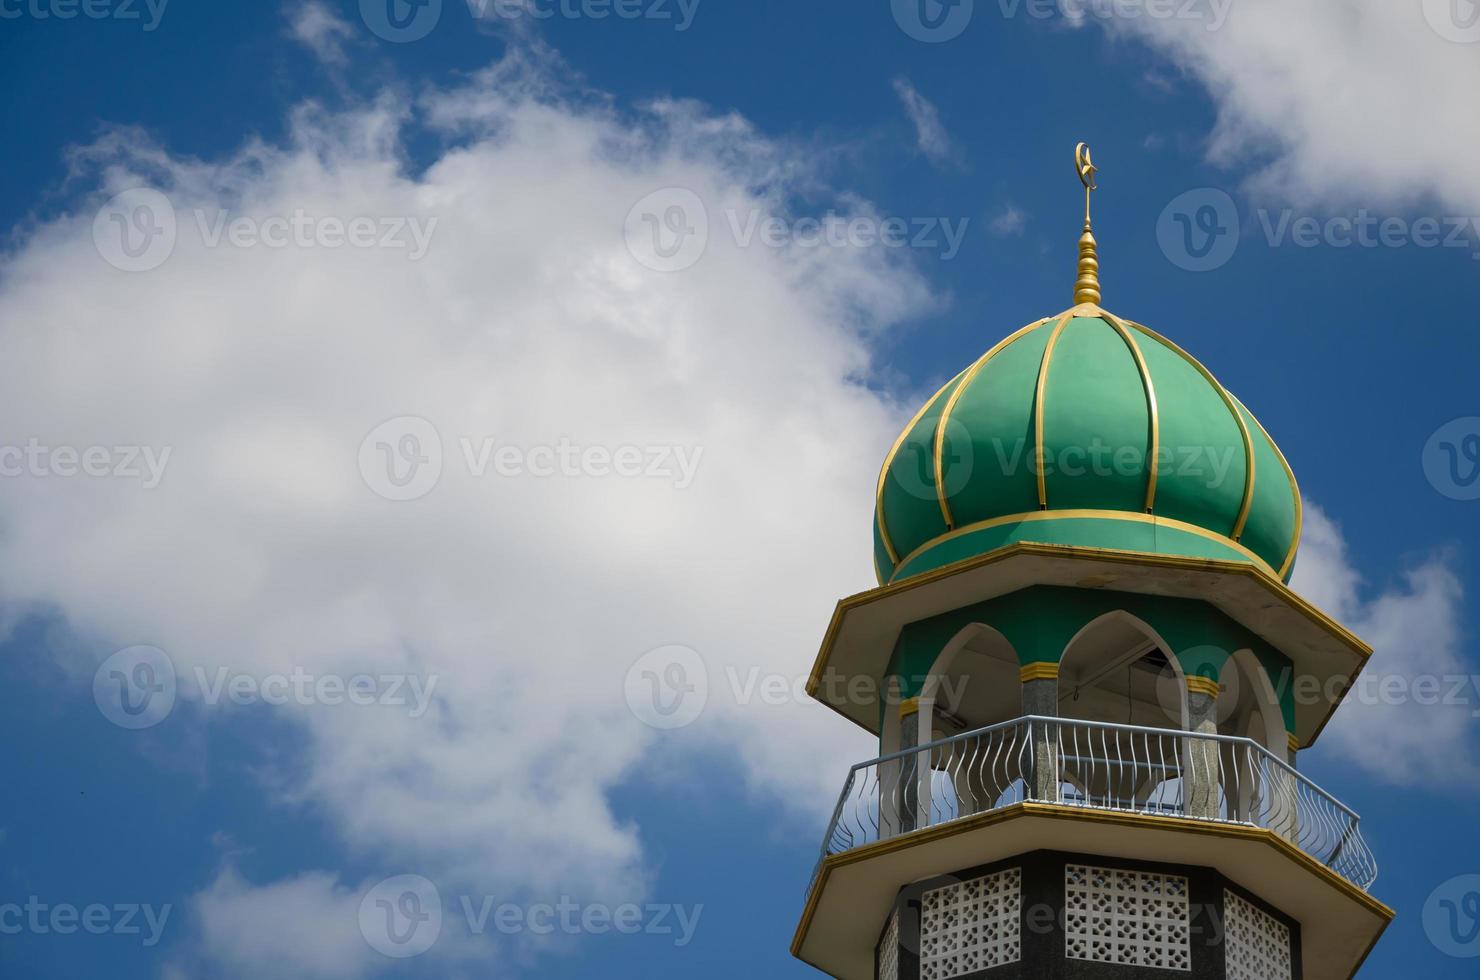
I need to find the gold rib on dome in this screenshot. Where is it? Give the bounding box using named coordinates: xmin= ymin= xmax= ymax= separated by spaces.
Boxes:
xmin=874 ymin=366 xmax=970 ymax=566
xmin=1101 ymin=310 xmax=1160 ymax=513
xmin=1232 ymin=391 xmax=1304 ymax=578
xmin=1032 ymin=312 xmax=1076 ymax=509
xmin=1125 ymin=319 xmax=1257 ymax=541
xmin=932 ymin=317 xmax=1050 ymax=528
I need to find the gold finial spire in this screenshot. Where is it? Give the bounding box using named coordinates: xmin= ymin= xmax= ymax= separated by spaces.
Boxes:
xmin=1073 ymin=142 xmax=1100 ymax=306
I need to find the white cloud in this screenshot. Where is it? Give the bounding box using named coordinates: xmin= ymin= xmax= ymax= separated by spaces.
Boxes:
xmin=185 ymin=870 xmax=374 ymax=980
xmin=988 ymin=202 xmax=1027 ymax=237
xmin=891 ymin=76 xmax=955 ymax=166
xmin=0 ymin=54 xmax=910 ymax=976
xmin=1089 ymin=0 xmax=1480 ymax=212
xmin=287 ymin=1 xmax=356 ymax=66
xmin=1291 ymin=503 xmax=1475 ymax=784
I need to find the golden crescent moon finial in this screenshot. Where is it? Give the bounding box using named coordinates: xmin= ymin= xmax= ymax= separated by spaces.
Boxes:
xmin=1072 ymin=142 xmax=1101 ymax=306
xmin=1075 ymin=142 xmax=1097 ymax=191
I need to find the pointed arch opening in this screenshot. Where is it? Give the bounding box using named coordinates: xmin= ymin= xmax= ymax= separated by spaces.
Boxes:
xmin=1057 ymin=610 xmax=1187 ymax=730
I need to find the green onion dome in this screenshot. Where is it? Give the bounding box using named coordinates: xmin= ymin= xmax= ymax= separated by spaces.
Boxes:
xmin=872 ymin=302 xmax=1301 ymax=586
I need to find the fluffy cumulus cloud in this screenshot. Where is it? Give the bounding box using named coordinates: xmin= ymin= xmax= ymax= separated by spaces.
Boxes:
xmin=1292 ymin=504 xmax=1474 ymax=783
xmin=0 ymin=51 xmax=926 ymax=976
xmin=1087 ymin=0 xmax=1480 ymax=212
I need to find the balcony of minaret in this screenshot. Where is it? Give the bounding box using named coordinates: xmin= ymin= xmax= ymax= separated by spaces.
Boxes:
xmin=793 ymin=560 xmax=1390 ymax=980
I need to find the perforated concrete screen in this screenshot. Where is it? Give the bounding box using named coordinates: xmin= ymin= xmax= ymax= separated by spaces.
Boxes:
xmin=1064 ymin=864 xmax=1192 ymax=970
xmin=919 ymin=867 xmax=1023 ymax=979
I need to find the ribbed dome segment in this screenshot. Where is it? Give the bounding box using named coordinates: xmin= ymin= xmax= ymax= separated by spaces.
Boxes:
xmin=873 ymin=307 xmax=1301 ymax=585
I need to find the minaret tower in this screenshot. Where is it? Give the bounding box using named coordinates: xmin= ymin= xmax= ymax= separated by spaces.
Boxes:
xmin=792 ymin=146 xmax=1391 ymax=980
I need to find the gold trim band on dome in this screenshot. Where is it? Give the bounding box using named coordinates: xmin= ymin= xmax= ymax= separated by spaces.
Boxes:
xmin=1101 ymin=311 xmax=1161 ymax=513
xmin=886 ymin=507 xmax=1280 ymax=583
xmin=1232 ymin=391 xmax=1304 ymax=580
xmin=1186 ymin=675 xmax=1222 ymax=699
xmin=1019 ymin=662 xmax=1060 ymax=683
xmin=874 ymin=367 xmax=969 ymax=568
xmin=1032 ymin=312 xmax=1077 ymax=509
xmin=1125 ymin=320 xmax=1257 ymax=542
xmin=932 ymin=318 xmax=1049 ymax=529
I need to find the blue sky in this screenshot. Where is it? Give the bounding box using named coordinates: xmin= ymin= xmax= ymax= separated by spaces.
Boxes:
xmin=1 ymin=1 xmax=1479 ymax=978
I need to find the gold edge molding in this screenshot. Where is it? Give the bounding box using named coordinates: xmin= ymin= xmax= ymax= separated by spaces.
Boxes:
xmin=1019 ymin=662 xmax=1060 ymax=683
xmin=1232 ymin=390 xmax=1304 ymax=580
xmin=933 ymin=318 xmax=1048 ymax=530
xmin=1288 ymin=731 xmax=1301 ymax=754
xmin=898 ymin=696 xmax=921 ymax=718
xmin=794 ymin=801 xmax=1395 ymax=960
xmin=1186 ymin=675 xmax=1222 ymax=698
xmin=875 ymin=367 xmax=968 ymax=569
xmin=1101 ymin=311 xmax=1160 ymax=513
xmin=1125 ymin=319 xmax=1257 ymax=544
xmin=888 ymin=507 xmax=1278 ymax=582
xmin=1033 ymin=313 xmax=1076 ymax=509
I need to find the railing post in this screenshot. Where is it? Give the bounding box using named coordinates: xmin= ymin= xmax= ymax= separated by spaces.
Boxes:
xmin=1184 ymin=678 xmax=1221 ymax=819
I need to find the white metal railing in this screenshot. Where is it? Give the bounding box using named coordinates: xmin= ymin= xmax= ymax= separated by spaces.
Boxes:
xmin=816 ymin=715 xmax=1377 ymax=892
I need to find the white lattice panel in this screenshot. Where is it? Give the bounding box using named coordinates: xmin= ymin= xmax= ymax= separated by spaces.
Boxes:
xmin=1064 ymin=864 xmax=1191 ymax=970
xmin=877 ymin=908 xmax=899 ymax=980
xmin=1225 ymin=890 xmax=1292 ymax=980
xmin=919 ymin=867 xmax=1022 ymax=979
